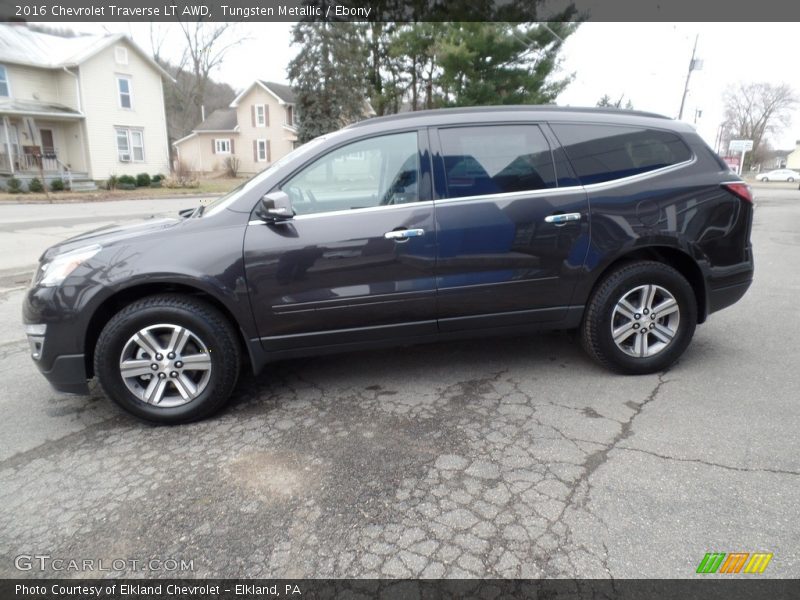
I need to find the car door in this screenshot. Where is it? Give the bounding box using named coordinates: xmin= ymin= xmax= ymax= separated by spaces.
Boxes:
xmin=431 ymin=123 xmax=590 ymax=331
xmin=243 ymin=129 xmax=438 ymax=351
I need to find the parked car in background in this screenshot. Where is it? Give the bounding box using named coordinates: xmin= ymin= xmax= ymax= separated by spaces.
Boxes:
xmin=756 ymin=169 xmax=799 ymax=182
xmin=24 ymin=106 xmax=755 ymax=424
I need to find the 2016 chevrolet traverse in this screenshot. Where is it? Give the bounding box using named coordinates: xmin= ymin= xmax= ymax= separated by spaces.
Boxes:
xmin=24 ymin=107 xmax=754 ymax=423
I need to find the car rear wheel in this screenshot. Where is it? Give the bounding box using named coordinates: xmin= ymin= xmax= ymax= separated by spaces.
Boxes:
xmin=788 ymin=177 xmax=795 ymax=182
xmin=580 ymin=261 xmax=697 ymax=374
xmin=94 ymin=294 xmax=241 ymax=424
xmin=761 ymin=177 xmax=769 ymax=182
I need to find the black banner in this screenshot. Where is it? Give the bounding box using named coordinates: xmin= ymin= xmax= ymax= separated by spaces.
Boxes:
xmin=2 ymin=0 xmax=800 ymax=22
xmin=3 ymin=579 xmax=800 ymax=600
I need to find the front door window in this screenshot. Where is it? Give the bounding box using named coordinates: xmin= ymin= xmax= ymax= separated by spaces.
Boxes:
xmin=281 ymin=131 xmax=420 ymax=215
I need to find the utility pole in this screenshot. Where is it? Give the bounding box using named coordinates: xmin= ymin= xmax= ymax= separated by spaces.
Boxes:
xmin=678 ymin=34 xmax=700 ymax=121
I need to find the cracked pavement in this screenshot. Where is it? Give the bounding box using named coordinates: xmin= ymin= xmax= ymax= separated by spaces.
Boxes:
xmin=1 ymin=186 xmax=799 ymax=579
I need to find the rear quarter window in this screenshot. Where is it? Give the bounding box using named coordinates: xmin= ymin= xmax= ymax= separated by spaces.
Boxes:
xmin=551 ymin=123 xmax=692 ymax=185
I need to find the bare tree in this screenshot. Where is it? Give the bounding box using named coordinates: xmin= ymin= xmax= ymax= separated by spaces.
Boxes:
xmin=148 ymin=23 xmax=169 ymax=65
xmin=723 ymin=82 xmax=798 ymax=167
xmin=176 ymin=23 xmax=245 ymax=121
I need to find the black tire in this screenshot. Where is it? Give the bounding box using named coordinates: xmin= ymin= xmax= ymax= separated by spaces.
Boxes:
xmin=761 ymin=177 xmax=769 ymax=182
xmin=94 ymin=294 xmax=241 ymax=424
xmin=788 ymin=178 xmax=795 ymax=182
xmin=580 ymin=261 xmax=697 ymax=374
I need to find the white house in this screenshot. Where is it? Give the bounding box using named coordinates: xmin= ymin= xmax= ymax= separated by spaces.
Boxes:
xmin=173 ymin=80 xmax=299 ymax=176
xmin=0 ymin=24 xmax=173 ymax=190
xmin=786 ymin=141 xmax=800 ymax=171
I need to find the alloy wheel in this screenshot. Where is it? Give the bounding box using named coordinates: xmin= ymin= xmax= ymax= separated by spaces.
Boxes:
xmin=610 ymin=284 xmax=681 ymax=358
xmin=119 ymin=323 xmax=212 ymax=407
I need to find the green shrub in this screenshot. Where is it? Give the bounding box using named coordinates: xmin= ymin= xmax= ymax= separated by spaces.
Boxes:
xmin=50 ymin=178 xmax=65 ymax=192
xmin=28 ymin=178 xmax=44 ymax=193
xmin=6 ymin=177 xmax=24 ymax=193
xmin=118 ymin=182 xmax=137 ymax=191
xmin=152 ymin=173 xmax=164 ymax=183
xmin=150 ymin=180 xmax=162 ymax=188
xmin=136 ymin=173 xmax=151 ymax=187
xmin=106 ymin=175 xmax=118 ymax=190
xmin=118 ymin=175 xmax=136 ymax=186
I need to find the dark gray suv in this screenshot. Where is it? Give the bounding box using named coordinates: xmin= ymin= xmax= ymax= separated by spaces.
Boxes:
xmin=24 ymin=107 xmax=754 ymax=423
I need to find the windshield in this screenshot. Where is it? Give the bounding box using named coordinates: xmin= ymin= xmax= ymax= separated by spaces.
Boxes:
xmin=200 ymin=135 xmax=332 ymax=217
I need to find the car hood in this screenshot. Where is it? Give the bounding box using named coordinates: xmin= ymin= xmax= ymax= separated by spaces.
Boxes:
xmin=41 ymin=217 xmax=182 ymax=261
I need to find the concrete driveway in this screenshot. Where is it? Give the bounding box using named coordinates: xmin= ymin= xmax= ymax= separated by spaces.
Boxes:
xmin=0 ymin=187 xmax=798 ymax=578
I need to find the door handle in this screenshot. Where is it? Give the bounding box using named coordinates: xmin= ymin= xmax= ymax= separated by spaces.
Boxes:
xmin=544 ymin=212 xmax=581 ymax=225
xmin=384 ymin=228 xmax=425 ymax=242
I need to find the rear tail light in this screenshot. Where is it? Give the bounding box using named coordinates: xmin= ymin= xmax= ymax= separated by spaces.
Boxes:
xmin=722 ymin=182 xmax=753 ymax=203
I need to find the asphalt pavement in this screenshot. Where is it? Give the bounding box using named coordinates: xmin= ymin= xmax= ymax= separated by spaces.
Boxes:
xmin=0 ymin=185 xmax=798 ymax=579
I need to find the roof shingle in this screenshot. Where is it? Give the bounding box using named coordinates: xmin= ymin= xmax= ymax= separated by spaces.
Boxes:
xmin=194 ymin=108 xmax=238 ymax=132
xmin=258 ymin=81 xmax=296 ymax=104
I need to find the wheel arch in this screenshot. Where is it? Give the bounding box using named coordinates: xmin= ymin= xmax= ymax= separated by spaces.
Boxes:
xmin=84 ymin=282 xmax=252 ymax=378
xmin=583 ymin=246 xmax=707 ymax=324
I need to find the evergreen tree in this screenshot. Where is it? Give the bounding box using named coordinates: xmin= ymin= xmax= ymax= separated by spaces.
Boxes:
xmin=437 ymin=22 xmax=577 ymax=107
xmin=389 ymin=23 xmax=448 ymax=111
xmin=597 ymin=94 xmax=634 ymax=109
xmin=288 ymin=22 xmax=369 ymax=143
xmin=365 ymin=23 xmax=405 ymax=116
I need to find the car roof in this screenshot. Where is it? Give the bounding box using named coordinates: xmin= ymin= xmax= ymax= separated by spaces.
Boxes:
xmin=345 ymin=105 xmax=692 ymax=134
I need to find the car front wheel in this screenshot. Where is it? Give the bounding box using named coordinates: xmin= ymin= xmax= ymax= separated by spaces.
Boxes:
xmin=94 ymin=294 xmax=241 ymax=424
xmin=581 ymin=261 xmax=697 ymax=374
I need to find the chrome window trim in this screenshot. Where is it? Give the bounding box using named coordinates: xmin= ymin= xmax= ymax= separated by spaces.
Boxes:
xmin=246 ymin=155 xmax=695 ymax=225
xmin=433 ymin=186 xmax=581 ymax=206
xmin=248 ymin=200 xmax=435 ymax=225
xmin=580 ymin=155 xmax=697 ymax=192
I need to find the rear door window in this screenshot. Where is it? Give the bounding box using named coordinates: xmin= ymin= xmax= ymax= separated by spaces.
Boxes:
xmin=551 ymin=123 xmax=692 ymax=185
xmin=437 ymin=125 xmax=557 ymax=199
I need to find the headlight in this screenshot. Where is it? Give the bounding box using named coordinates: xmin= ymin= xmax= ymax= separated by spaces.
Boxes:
xmin=38 ymin=245 xmax=101 ymax=287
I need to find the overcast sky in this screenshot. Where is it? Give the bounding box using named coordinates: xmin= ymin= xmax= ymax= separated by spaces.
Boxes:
xmin=81 ymin=21 xmax=800 ymax=151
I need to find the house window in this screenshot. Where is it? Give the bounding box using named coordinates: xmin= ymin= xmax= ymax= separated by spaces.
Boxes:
xmin=117 ymin=76 xmax=132 ymax=109
xmin=285 ymin=105 xmax=294 ymax=127
xmin=116 ymin=128 xmax=144 ymax=162
xmin=214 ymin=139 xmax=231 ymax=154
xmin=255 ymin=104 xmax=267 ymax=127
xmin=256 ymin=139 xmax=269 ymax=162
xmin=0 ymin=65 xmax=9 ymax=97
xmin=130 ymin=130 xmax=145 ymax=161
xmin=114 ymin=46 xmax=128 ymax=65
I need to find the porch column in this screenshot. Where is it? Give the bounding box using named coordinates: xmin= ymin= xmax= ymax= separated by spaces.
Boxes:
xmin=2 ymin=116 xmax=14 ymax=175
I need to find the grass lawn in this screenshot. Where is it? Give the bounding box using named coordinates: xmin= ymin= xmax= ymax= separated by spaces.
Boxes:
xmin=0 ymin=177 xmax=245 ymax=203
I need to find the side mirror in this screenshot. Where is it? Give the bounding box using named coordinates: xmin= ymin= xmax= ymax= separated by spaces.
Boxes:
xmin=260 ymin=190 xmax=294 ymax=223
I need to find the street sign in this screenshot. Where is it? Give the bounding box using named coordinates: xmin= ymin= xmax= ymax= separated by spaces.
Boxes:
xmin=729 ymin=140 xmax=754 ymax=152
xmin=728 ymin=140 xmax=753 ymax=174
xmin=722 ymin=156 xmax=740 ymax=173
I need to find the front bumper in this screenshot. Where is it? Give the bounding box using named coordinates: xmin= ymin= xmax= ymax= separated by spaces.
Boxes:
xmin=24 ymin=285 xmax=92 ymax=396
xmin=35 ymin=353 xmax=89 ymax=394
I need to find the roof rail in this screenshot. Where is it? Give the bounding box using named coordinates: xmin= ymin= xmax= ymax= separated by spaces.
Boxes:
xmin=346 ymin=105 xmax=670 ymax=128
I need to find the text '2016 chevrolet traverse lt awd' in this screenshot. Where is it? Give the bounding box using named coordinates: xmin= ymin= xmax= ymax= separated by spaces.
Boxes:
xmin=24 ymin=107 xmax=754 ymax=424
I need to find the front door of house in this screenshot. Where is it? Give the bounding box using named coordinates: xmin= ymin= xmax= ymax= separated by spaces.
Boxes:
xmin=39 ymin=129 xmax=54 ymax=155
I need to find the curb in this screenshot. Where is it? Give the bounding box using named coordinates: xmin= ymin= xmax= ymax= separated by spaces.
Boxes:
xmin=0 ymin=192 xmax=222 ymax=206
